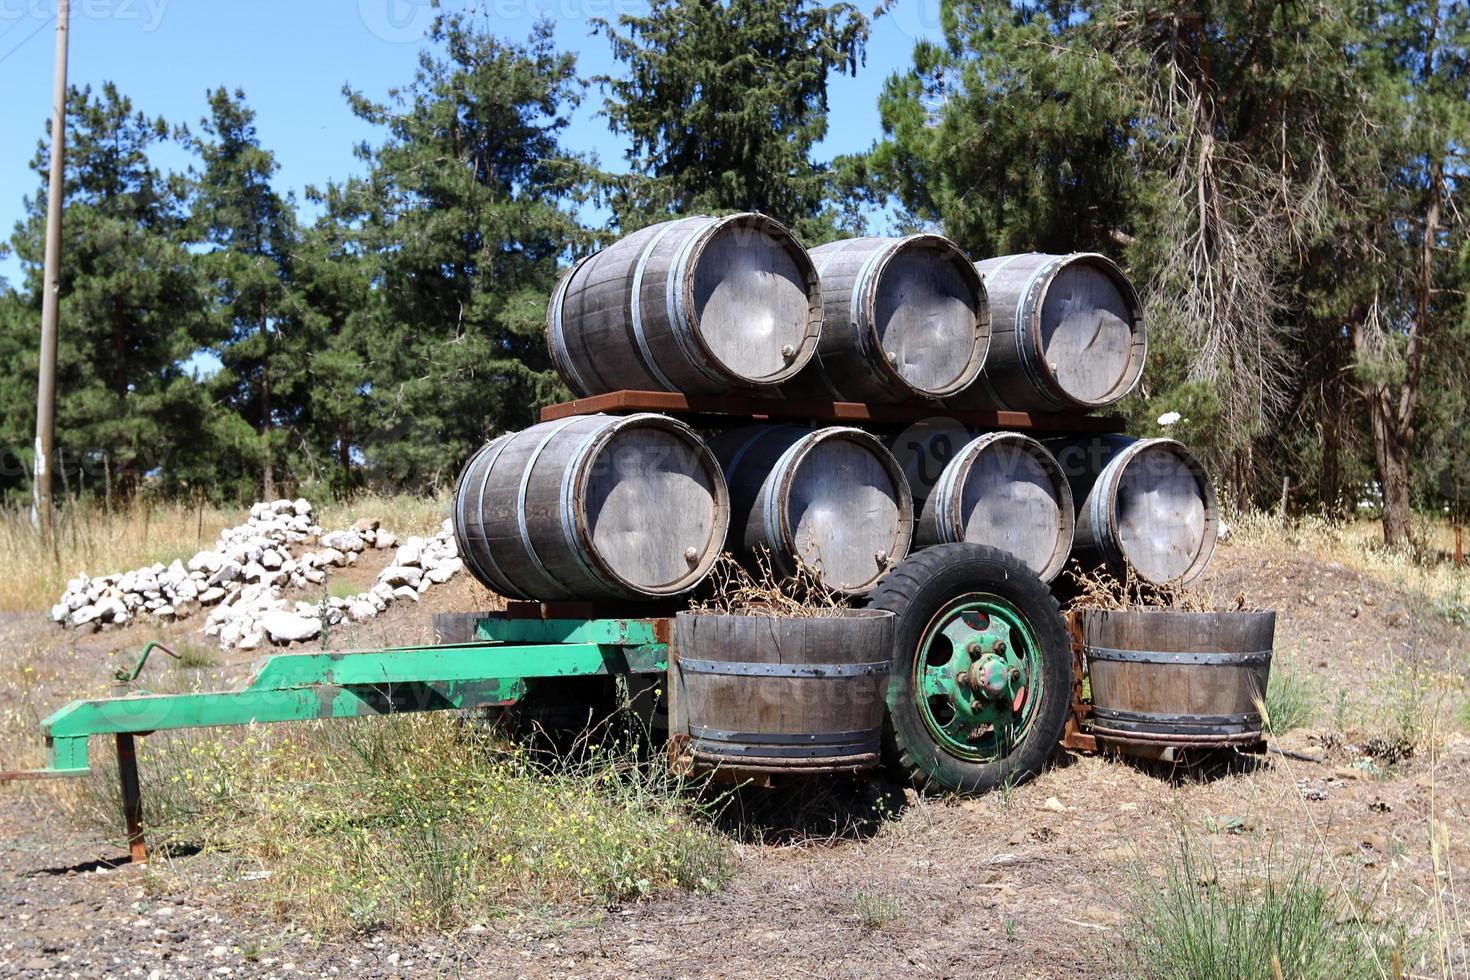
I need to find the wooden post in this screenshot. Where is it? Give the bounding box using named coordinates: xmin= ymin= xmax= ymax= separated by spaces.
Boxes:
xmin=32 ymin=0 xmax=70 ymax=545
xmin=114 ymin=733 xmax=147 ymax=864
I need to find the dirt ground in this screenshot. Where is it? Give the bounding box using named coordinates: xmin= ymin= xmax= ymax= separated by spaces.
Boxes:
xmin=0 ymin=540 xmax=1466 ymax=978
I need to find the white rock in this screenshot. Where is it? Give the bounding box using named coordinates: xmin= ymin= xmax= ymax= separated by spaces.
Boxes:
xmin=66 ymin=591 xmax=88 ymax=611
xmin=50 ymin=603 xmax=69 ymax=622
xmin=425 ymin=558 xmax=463 ymax=584
xmin=321 ymin=530 xmax=365 ymax=553
xmin=220 ymin=622 xmax=243 ymax=648
xmin=208 ymin=562 xmax=241 ymax=587
xmin=392 ymin=586 xmax=420 ymax=603
xmin=318 ymin=548 xmax=346 ymax=568
xmin=353 ymin=516 xmax=380 ymax=533
xmin=260 ymin=550 xmax=284 ymax=570
xmin=271 ymin=499 xmax=295 ymax=514
xmin=238 ymin=631 xmax=263 ymax=651
xmin=71 ymin=605 xmax=101 ymax=625
xmin=293 ymin=498 xmax=312 ymax=516
xmin=173 ymin=578 xmax=199 ymax=601
xmin=188 ymin=550 xmax=225 ymax=574
xmin=259 ymin=611 xmax=322 ymax=644
xmin=242 ymin=561 xmax=268 ymax=582
xmin=345 ymin=551 xmax=358 ymax=566
xmin=396 ymin=537 xmax=424 ymax=567
xmin=199 ymin=586 xmax=227 ymax=605
xmin=156 ymin=604 xmax=176 ymax=618
xmin=347 ymin=600 xmax=377 ymax=623
xmin=303 ymin=568 xmax=326 ymax=585
xmin=378 ymin=566 xmax=422 ymax=588
xmin=374 ymin=531 xmax=398 ymax=550
xmin=250 ymin=502 xmax=271 ymax=519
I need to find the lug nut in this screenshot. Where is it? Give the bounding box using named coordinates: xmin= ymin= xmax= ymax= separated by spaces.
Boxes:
xmin=969 ymin=699 xmax=983 ymax=713
xmin=992 ymin=640 xmax=1007 ymax=655
xmin=684 ymin=547 xmax=698 ymax=563
xmin=956 ymin=671 xmax=970 ymax=688
xmin=781 ymin=344 xmax=796 ymax=359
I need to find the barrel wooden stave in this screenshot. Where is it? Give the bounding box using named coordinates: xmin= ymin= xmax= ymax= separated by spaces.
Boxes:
xmin=454 ymin=413 xmax=729 ymax=602
xmin=709 ymin=425 xmax=914 ymax=595
xmin=785 ymin=235 xmax=989 ymax=403
xmin=905 ymin=431 xmax=1075 ymax=581
xmin=548 ymin=214 xmax=821 ymax=396
xmin=1049 ymin=434 xmax=1219 ymax=586
xmin=954 ymin=252 xmax=1145 ymax=412
xmin=674 ymin=609 xmax=895 ymax=772
xmin=1081 ymin=609 xmax=1275 ymax=746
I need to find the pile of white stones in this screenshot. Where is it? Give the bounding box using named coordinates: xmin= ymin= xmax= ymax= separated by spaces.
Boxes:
xmin=50 ymin=499 xmax=466 ymax=650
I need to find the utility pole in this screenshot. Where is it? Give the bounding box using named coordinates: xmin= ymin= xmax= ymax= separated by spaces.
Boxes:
xmin=33 ymin=0 xmax=70 ymax=543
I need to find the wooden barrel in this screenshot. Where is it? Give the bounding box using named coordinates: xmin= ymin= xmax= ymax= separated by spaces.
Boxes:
xmin=783 ymin=235 xmax=989 ymax=403
xmin=709 ymin=425 xmax=913 ymax=595
xmin=1081 ymin=609 xmax=1275 ymax=747
xmin=1050 ymin=435 xmax=1218 ymax=586
xmin=547 ymin=213 xmax=822 ymax=396
xmin=896 ymin=429 xmax=1075 ymax=582
xmin=673 ymin=609 xmax=895 ymax=772
xmin=954 ymin=253 xmax=1145 ymax=412
xmin=453 ymin=413 xmax=729 ymax=602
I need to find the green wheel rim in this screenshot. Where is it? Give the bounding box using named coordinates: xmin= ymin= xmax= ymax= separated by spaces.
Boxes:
xmin=912 ymin=592 xmax=1046 ymax=762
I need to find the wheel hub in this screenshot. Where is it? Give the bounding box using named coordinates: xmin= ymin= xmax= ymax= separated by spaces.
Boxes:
xmin=915 ymin=598 xmax=1042 ymax=759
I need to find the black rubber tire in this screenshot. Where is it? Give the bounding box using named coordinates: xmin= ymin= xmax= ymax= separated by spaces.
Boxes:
xmin=871 ymin=543 xmax=1071 ymax=795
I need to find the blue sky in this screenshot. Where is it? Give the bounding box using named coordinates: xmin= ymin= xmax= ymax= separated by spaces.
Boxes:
xmin=0 ymin=1 xmax=945 ymax=289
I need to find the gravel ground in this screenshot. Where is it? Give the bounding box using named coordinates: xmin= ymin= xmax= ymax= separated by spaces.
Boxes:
xmin=0 ymin=542 xmax=1466 ymax=978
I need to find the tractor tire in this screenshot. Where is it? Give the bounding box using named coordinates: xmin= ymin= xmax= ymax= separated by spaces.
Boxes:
xmin=871 ymin=543 xmax=1071 ymax=795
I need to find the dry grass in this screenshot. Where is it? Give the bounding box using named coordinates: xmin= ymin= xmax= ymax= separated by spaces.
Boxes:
xmin=62 ymin=713 xmax=728 ymax=934
xmin=1226 ymin=511 xmax=1469 ymax=624
xmin=692 ymin=548 xmax=848 ymax=617
xmin=1063 ymin=561 xmax=1246 ymax=613
xmin=0 ymin=492 xmax=452 ymax=614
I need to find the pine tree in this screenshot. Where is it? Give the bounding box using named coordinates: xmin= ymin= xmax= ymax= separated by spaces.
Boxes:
xmin=327 ymin=13 xmax=592 ymax=487
xmin=594 ymin=0 xmax=868 ymax=238
xmin=188 ymin=86 xmax=301 ymax=501
xmin=3 ymin=83 xmax=210 ymax=504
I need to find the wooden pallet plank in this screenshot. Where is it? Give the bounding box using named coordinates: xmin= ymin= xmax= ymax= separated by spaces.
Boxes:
xmin=539 ymin=390 xmax=1124 ymax=433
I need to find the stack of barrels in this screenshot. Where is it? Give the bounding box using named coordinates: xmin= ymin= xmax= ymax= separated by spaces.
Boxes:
xmin=454 ymin=212 xmax=1219 ymax=602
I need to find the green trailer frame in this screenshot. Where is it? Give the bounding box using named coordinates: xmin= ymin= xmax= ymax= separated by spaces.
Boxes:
xmin=1 ymin=616 xmax=670 ymax=862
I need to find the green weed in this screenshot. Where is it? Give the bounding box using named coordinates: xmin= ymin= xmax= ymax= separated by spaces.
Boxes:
xmin=1124 ymin=831 xmax=1403 ymax=979
xmin=65 ymin=714 xmax=728 ymax=933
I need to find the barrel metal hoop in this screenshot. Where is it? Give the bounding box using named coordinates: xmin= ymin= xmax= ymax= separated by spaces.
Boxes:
xmin=932 ymin=432 xmax=1002 ymax=543
xmin=689 ymin=725 xmax=881 ymax=759
xmin=1091 ymin=706 xmax=1262 ymax=736
xmin=849 ymin=238 xmax=904 ymax=391
xmin=1085 ymin=646 xmax=1273 ymax=666
xmin=969 ymin=254 xmax=1028 ymax=410
xmin=1013 ymin=254 xmax=1066 ymax=409
xmin=665 ymin=217 xmax=730 ymax=388
xmin=678 ymin=657 xmax=891 ymax=678
xmin=547 ymin=257 xmax=596 ymax=396
xmin=515 ymin=416 xmax=584 ymax=594
xmin=807 ymin=240 xmax=865 ymax=399
xmin=690 ymin=725 xmax=880 ymax=746
xmin=628 ymin=221 xmax=684 ymax=392
xmin=724 ymin=425 xmax=774 ymax=482
xmin=1090 ymin=442 xmax=1133 ymax=571
xmin=557 ymin=417 xmax=622 ymax=597
xmin=760 ymin=431 xmax=815 ymax=578
xmin=462 ymin=434 xmax=524 ymax=599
